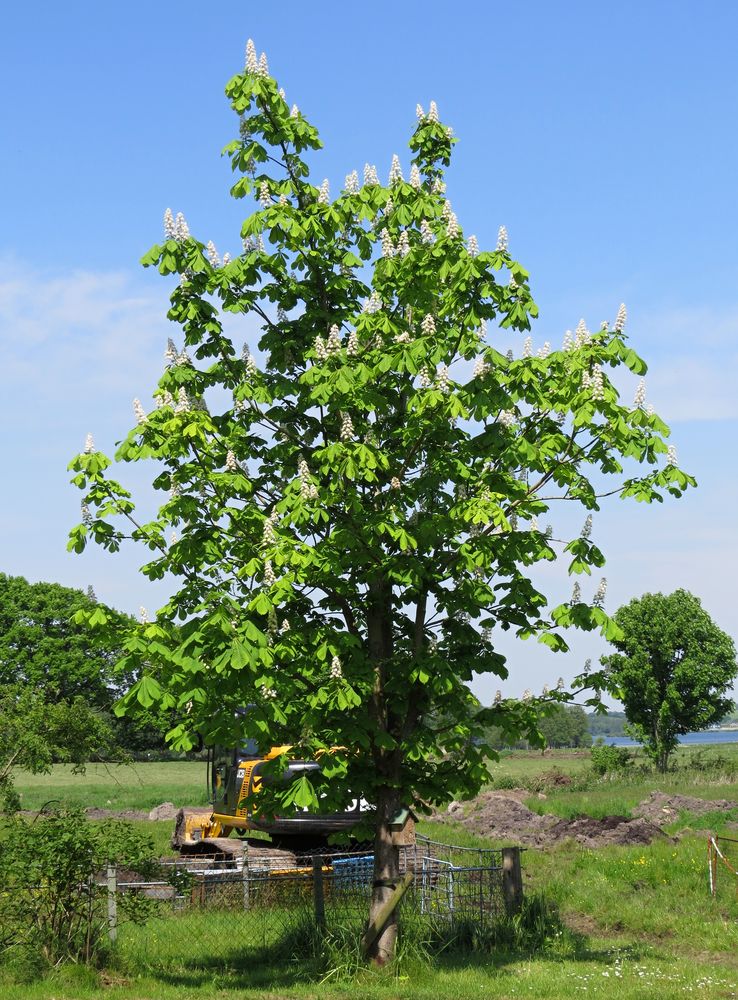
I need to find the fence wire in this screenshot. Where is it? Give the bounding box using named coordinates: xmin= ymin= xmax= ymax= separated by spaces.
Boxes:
xmin=106 ymin=836 xmax=519 ymax=970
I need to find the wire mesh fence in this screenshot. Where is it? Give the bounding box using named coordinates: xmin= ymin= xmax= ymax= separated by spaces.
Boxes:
xmin=105 ymin=836 xmax=522 ymax=971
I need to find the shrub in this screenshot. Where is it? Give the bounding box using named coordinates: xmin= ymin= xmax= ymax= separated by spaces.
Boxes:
xmin=0 ymin=809 xmax=162 ymax=976
xmin=590 ymin=740 xmax=632 ymax=776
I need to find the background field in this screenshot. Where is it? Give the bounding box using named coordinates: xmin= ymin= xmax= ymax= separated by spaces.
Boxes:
xmin=5 ymin=745 xmax=738 ymax=999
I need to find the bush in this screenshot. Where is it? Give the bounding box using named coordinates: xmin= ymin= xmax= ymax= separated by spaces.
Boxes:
xmin=0 ymin=809 xmax=162 ymax=976
xmin=590 ymin=740 xmax=632 ymax=776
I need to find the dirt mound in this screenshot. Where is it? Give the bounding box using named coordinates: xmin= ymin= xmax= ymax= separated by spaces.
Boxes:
xmin=633 ymin=791 xmax=737 ymax=824
xmin=148 ymin=801 xmax=179 ymax=821
xmin=462 ymin=791 xmax=667 ymax=848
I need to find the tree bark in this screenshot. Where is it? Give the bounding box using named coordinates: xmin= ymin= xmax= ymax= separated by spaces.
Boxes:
xmin=367 ymin=784 xmax=402 ymax=966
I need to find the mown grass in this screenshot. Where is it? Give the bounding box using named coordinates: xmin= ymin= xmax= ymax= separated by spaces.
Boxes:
xmin=12 ymin=761 xmax=208 ymax=813
xmin=4 ymin=746 xmax=738 ymax=998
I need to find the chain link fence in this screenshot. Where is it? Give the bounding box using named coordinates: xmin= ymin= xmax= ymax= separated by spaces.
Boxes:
xmin=106 ymin=837 xmax=523 ymax=972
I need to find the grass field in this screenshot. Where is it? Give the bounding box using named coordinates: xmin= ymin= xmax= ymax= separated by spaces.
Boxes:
xmin=4 ymin=745 xmax=738 ymax=999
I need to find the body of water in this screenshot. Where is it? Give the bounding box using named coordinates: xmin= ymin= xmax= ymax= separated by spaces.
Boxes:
xmin=604 ymin=729 xmax=738 ymax=748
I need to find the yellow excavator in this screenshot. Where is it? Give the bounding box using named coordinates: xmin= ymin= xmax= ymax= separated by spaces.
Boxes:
xmin=172 ymin=739 xmax=363 ymax=859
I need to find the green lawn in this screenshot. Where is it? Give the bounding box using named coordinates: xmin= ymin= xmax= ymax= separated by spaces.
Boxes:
xmin=13 ymin=761 xmax=208 ymax=813
xmin=4 ymin=748 xmax=738 ymax=999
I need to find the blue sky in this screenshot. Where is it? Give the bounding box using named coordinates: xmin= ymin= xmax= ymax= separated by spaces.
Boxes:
xmin=1 ymin=1 xmax=737 ymax=705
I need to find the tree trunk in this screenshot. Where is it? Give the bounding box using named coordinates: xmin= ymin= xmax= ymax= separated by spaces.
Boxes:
xmin=366 ymin=785 xmax=401 ymax=966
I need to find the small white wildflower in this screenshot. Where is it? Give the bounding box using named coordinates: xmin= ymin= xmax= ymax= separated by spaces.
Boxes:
xmin=344 ymin=170 xmax=359 ymax=194
xmin=255 ymin=234 xmax=265 ymax=253
xmin=436 ymin=364 xmax=450 ymax=393
xmin=388 ymin=154 xmax=403 ymax=184
xmin=394 ymin=331 xmax=411 ymax=344
xmin=581 ymin=370 xmax=592 ymax=390
xmin=381 ymin=229 xmax=396 ymax=258
xmin=557 ymin=677 xmax=565 ymax=690
xmin=591 ymin=364 xmax=605 ymax=401
xmin=614 ymin=303 xmax=627 ymax=332
xmin=418 ymin=365 xmax=431 ymax=389
xmin=390 ymin=476 xmax=401 ymax=490
xmin=169 ymin=476 xmax=180 ymax=498
xmin=177 ymin=348 xmax=191 ymax=366
xmin=318 ymin=178 xmax=330 ymax=204
xmin=245 ymin=39 xmax=258 ymax=73
xmin=562 ymin=329 xmax=573 ymax=351
xmin=496 ymin=225 xmax=508 ymax=252
xmin=280 ymin=619 xmax=291 ymax=634
xmin=81 ymin=502 xmax=92 ymax=526
xmin=634 ymin=378 xmax=647 ymax=409
xmin=242 ymin=236 xmax=256 ymax=252
xmin=581 ymin=514 xmax=593 ymax=539
xmin=278 ymin=87 xmax=286 ymax=100
xmin=225 ymin=450 xmax=239 ymax=472
xmin=420 ymin=219 xmax=434 ymax=243
xmin=165 ymin=337 xmax=178 ymax=363
xmin=416 ymin=103 xmax=425 ymax=120
xmin=542 ymin=684 xmax=550 ymax=696
xmin=263 ymin=560 xmax=276 ymax=586
xmin=327 ymin=324 xmax=342 ymax=352
xmin=646 ymin=403 xmax=655 ymax=416
xmin=262 ymin=686 xmax=277 ymax=700
xmin=431 ymin=177 xmax=445 ymax=194
xmin=133 ymin=398 xmax=147 ymax=424
xmin=397 ymin=230 xmax=410 ymax=257
xmin=499 ymin=409 xmax=516 ymax=428
xmin=84 ymin=433 xmax=95 ymax=454
xmin=537 ymin=342 xmax=551 ymax=358
xmin=170 ymin=530 xmax=178 ymax=545
xmin=473 ymin=356 xmax=489 ymax=378
xmin=427 ymin=100 xmax=439 ymax=122
xmin=290 ymin=103 xmax=299 ymax=118
xmin=409 ymin=164 xmax=422 ymax=189
xmin=522 ymin=689 xmax=533 ymax=703
xmin=592 ymin=577 xmax=607 ymax=608
xmin=571 ymin=581 xmax=582 ymax=604
xmin=222 ymin=252 xmax=231 ymax=266
xmin=482 ymin=627 xmax=492 ymax=643
xmin=278 ymin=194 xmax=288 ymax=206
xmin=666 ymin=444 xmax=678 ymax=466
xmin=259 ymin=181 xmax=271 ymax=208
xmin=530 ymin=516 xmax=539 ymax=532
xmin=164 ymin=208 xmax=176 ymax=240
xmin=522 ymin=337 xmax=533 ymax=358
xmin=174 ymin=212 xmax=189 ymax=241
xmin=340 ymin=412 xmax=354 ymax=441
xmin=139 ymin=607 xmax=149 ymax=624
xmin=277 ymin=307 xmax=288 ymax=324
xmin=428 ymin=638 xmax=438 ymax=654
xmin=494 ymin=690 xmax=502 ymax=705
xmin=330 ymin=655 xmax=343 ymax=680
xmin=445 ymin=212 xmax=459 ymax=239
xmin=363 ymin=163 xmax=379 ymax=186
xmin=441 ymin=199 xmax=453 ymax=220
xmin=314 ymin=335 xmax=328 ymax=361
xmin=467 ymin=235 xmax=479 ymax=257
xmin=257 ymin=52 xmax=269 ymax=77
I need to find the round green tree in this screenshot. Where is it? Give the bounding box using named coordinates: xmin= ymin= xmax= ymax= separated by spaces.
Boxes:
xmin=602 ymin=589 xmax=736 ymax=771
xmin=68 ymin=40 xmax=693 ymax=962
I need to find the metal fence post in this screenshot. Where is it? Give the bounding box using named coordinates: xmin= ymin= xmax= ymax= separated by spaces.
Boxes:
xmin=242 ymin=860 xmax=250 ymax=911
xmin=501 ymin=847 xmax=523 ymax=915
xmin=312 ymin=855 xmax=325 ymax=930
xmin=107 ymin=864 xmax=118 ymax=943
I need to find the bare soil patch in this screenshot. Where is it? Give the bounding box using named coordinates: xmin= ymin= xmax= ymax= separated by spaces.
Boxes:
xmin=455 ymin=791 xmax=669 ymax=848
xmin=633 ymin=791 xmax=737 ymax=823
